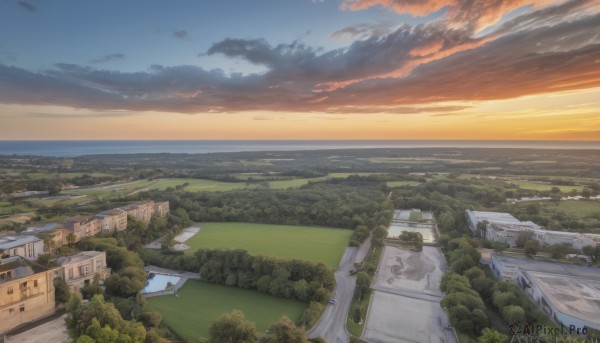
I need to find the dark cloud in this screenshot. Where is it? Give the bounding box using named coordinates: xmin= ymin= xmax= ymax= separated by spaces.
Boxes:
xmin=0 ymin=0 xmax=598 ymax=114
xmin=18 ymin=0 xmax=37 ymax=12
xmin=172 ymin=30 xmax=191 ymax=40
xmin=89 ymin=53 xmax=125 ymax=64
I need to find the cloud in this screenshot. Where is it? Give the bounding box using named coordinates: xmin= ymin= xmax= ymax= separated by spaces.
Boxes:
xmin=18 ymin=0 xmax=37 ymax=12
xmin=330 ymin=22 xmax=394 ymax=40
xmin=0 ymin=0 xmax=599 ymax=115
xmin=172 ymin=30 xmax=191 ymax=40
xmin=0 ymin=51 xmax=17 ymax=63
xmin=340 ymin=0 xmax=560 ymax=32
xmin=89 ymin=53 xmax=125 ymax=64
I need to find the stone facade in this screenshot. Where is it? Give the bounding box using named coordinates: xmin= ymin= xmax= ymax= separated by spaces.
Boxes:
xmin=154 ymin=201 xmax=170 ymax=218
xmin=94 ymin=209 xmax=128 ymax=231
xmin=63 ymin=216 xmax=102 ymax=241
xmin=56 ymin=251 xmax=110 ymax=293
xmin=0 ymin=257 xmax=55 ymax=334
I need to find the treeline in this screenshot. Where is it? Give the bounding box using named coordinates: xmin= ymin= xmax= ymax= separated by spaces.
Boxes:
xmin=143 ymin=179 xmax=392 ymax=244
xmin=144 ymin=248 xmax=335 ymax=304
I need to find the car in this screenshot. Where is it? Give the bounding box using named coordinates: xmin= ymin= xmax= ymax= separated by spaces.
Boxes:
xmin=328 ymin=298 xmax=337 ymax=305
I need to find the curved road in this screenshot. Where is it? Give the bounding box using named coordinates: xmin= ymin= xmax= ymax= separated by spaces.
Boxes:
xmin=308 ymin=237 xmax=372 ymax=343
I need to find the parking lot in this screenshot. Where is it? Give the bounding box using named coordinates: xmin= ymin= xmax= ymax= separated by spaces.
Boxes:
xmin=373 ymin=245 xmax=445 ymax=296
xmin=363 ymin=244 xmax=456 ymax=343
xmin=363 ymin=292 xmax=448 ymax=343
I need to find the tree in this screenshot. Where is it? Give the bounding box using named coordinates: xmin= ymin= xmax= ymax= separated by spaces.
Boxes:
xmin=54 ymin=277 xmax=71 ymax=304
xmin=502 ymin=305 xmax=526 ymax=324
xmin=478 ymin=328 xmax=507 ymax=343
xmin=355 ymin=271 xmax=372 ymax=301
xmin=66 ymin=232 xmax=77 ymax=246
xmin=515 ymin=231 xmax=533 ymax=248
xmin=138 ymin=311 xmax=162 ymax=328
xmin=437 ymin=212 xmax=456 ymax=233
xmin=259 ymin=316 xmax=306 ymax=343
xmin=549 ymin=244 xmax=566 ymax=260
xmin=208 ymin=310 xmax=258 ymax=343
xmin=524 ymin=240 xmax=539 ymax=257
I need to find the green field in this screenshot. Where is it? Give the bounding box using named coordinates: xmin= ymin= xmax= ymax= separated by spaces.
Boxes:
xmin=386 ymin=181 xmax=421 ymax=187
xmin=505 ymin=179 xmax=584 ymax=192
xmin=187 ymin=222 xmax=351 ymax=268
xmin=147 ymin=280 xmax=306 ymax=342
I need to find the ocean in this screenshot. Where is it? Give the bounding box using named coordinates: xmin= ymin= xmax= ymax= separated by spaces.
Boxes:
xmin=0 ymin=140 xmax=598 ymax=157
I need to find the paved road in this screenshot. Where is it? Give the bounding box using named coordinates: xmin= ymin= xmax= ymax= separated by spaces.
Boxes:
xmin=308 ymin=236 xmax=372 ymax=343
xmin=307 ymin=247 xmax=356 ymax=343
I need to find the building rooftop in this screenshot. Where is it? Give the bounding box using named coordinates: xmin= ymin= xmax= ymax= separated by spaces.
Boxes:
xmin=0 ymin=235 xmax=42 ymax=250
xmin=24 ymin=223 xmax=63 ymax=234
xmin=96 ymin=209 xmax=126 ymax=217
xmin=57 ymin=251 xmax=104 ymax=266
xmin=0 ymin=256 xmax=48 ymax=283
xmin=526 ymin=271 xmax=600 ymax=326
xmin=493 ymin=253 xmax=600 ymax=280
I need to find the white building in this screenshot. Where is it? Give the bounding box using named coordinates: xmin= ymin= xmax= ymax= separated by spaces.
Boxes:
xmin=486 ymin=252 xmax=600 ymax=331
xmin=0 ymin=235 xmax=44 ymax=260
xmin=466 ymin=210 xmax=600 ymax=249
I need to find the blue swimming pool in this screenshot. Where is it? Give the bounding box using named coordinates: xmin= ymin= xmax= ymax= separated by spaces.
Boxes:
xmin=142 ymin=273 xmax=181 ymax=294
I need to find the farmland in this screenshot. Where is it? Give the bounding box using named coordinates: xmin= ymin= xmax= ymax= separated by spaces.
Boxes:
xmin=147 ymin=280 xmax=306 ymax=342
xmin=186 ymin=222 xmax=351 ymax=268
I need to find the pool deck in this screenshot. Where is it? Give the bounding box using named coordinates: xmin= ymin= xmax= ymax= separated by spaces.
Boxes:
xmin=142 ymin=265 xmax=201 ymax=298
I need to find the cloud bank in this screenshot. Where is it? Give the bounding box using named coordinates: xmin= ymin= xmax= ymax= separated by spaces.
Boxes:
xmin=1 ymin=0 xmax=599 ymax=114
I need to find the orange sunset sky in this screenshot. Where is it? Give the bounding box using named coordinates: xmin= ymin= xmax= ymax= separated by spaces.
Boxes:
xmin=0 ymin=0 xmax=599 ymax=140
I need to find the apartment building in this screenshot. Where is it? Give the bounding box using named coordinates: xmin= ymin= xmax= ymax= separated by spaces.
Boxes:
xmin=55 ymin=251 xmax=110 ymax=292
xmin=94 ymin=209 xmax=128 ymax=231
xmin=154 ymin=201 xmax=170 ymax=218
xmin=0 ymin=235 xmax=44 ymax=260
xmin=118 ymin=201 xmax=155 ymax=223
xmin=63 ymin=216 xmax=102 ymax=241
xmin=24 ymin=223 xmax=68 ymax=249
xmin=0 ymin=256 xmax=55 ymax=334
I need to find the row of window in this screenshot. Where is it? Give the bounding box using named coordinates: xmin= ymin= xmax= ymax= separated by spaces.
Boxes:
xmin=7 ymin=304 xmax=25 ymax=314
xmin=5 ymin=280 xmax=39 ymax=295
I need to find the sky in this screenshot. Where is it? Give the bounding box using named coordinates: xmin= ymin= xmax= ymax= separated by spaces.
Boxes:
xmin=0 ymin=0 xmax=599 ymax=140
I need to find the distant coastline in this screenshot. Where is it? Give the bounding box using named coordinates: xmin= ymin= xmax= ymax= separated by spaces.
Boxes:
xmin=0 ymin=140 xmax=598 ymax=157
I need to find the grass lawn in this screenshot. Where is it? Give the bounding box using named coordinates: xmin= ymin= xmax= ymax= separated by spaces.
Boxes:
xmin=506 ymin=179 xmax=584 ymax=192
xmin=149 ymin=178 xmax=254 ymax=192
xmin=535 ymin=200 xmax=600 ymax=219
xmin=386 ymin=181 xmax=421 ymax=187
xmin=147 ymin=280 xmax=306 ymax=342
xmin=187 ymin=222 xmax=352 ymax=268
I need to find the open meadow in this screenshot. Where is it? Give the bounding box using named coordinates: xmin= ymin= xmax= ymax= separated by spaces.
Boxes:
xmin=186 ymin=222 xmax=351 ymax=268
xmin=147 ymin=280 xmax=306 ymax=342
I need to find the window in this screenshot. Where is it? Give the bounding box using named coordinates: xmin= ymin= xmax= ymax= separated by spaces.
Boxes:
xmin=9 ymin=308 xmax=14 ymax=314
xmin=19 ymin=304 xmax=25 ymax=312
xmin=34 ymin=280 xmax=38 ymax=287
xmin=20 ymin=281 xmax=27 ymax=289
xmin=7 ymin=286 xmax=13 ymax=294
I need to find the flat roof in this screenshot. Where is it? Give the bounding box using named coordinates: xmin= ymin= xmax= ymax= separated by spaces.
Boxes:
xmin=58 ymin=251 xmax=104 ymax=266
xmin=526 ymin=271 xmax=600 ymax=326
xmin=493 ymin=253 xmax=600 ymax=279
xmin=0 ymin=235 xmax=42 ymax=250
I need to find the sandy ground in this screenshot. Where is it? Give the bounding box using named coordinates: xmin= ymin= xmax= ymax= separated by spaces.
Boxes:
xmin=363 ymin=292 xmax=447 ymax=343
xmin=373 ymin=246 xmax=445 ymax=296
xmin=6 ymin=315 xmax=69 ymax=343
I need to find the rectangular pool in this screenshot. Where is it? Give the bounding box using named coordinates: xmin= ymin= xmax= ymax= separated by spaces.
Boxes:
xmin=142 ymin=273 xmax=181 ymax=294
